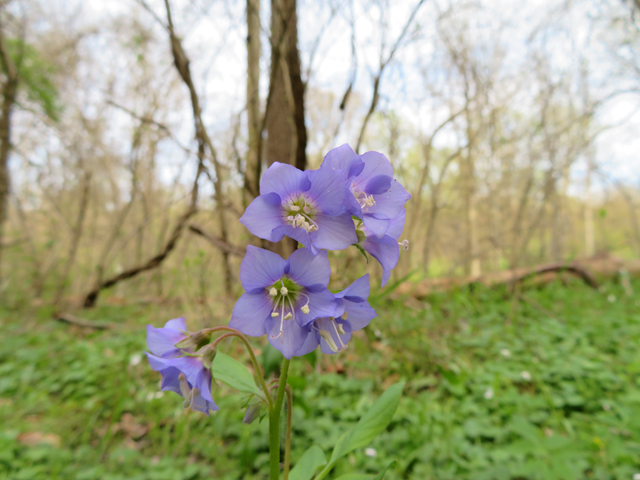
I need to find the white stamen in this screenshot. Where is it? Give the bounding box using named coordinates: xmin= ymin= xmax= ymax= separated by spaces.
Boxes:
xmin=303 ymin=205 xmax=311 ymax=214
xmin=284 ymin=313 xmax=292 ymax=320
xmin=269 ymin=287 xmax=277 ymax=297
xmin=336 ymin=323 xmax=345 ymax=335
xmin=399 ymin=239 xmax=409 ymax=251
xmin=331 ymin=320 xmax=347 ymax=350
xmin=280 ymin=286 xmax=288 ymax=295
xmin=301 ymin=304 xmax=310 ymax=314
xmin=289 ymin=205 xmax=300 ymax=211
xmin=271 ymin=312 xmax=279 ymax=317
xmin=319 ymin=330 xmax=340 ymax=353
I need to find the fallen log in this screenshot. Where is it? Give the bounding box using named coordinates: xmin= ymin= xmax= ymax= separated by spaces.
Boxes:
xmin=398 ymin=252 xmax=640 ymax=299
xmin=54 ymin=312 xmax=114 ymax=330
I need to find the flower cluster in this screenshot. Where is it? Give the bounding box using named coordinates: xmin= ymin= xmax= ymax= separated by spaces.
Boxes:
xmin=232 ymin=144 xmax=409 ymax=358
xmin=240 ymin=144 xmax=410 ymax=286
xmin=145 ymin=318 xmax=218 ymax=415
xmin=145 ymin=144 xmax=409 ymax=409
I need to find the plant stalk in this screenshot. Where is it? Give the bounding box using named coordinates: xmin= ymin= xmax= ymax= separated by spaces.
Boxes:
xmin=269 ymin=357 xmax=291 ymax=480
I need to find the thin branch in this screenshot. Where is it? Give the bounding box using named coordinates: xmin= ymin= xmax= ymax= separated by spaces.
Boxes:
xmin=355 ymin=0 xmax=425 ymax=152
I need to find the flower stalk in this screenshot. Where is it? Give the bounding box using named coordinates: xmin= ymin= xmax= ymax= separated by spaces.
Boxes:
xmin=269 ymin=357 xmax=291 ymax=480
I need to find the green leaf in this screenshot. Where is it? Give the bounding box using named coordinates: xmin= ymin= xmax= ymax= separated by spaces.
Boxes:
xmin=334 ymin=460 xmax=397 ymax=480
xmin=210 ymin=352 xmax=263 ymax=398
xmin=288 ymin=445 xmax=326 ymax=480
xmin=315 ymin=383 xmax=404 ymax=479
xmin=329 ymin=382 xmax=404 ymax=463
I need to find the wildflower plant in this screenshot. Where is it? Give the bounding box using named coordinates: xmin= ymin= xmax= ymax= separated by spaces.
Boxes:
xmin=145 ymin=145 xmax=409 ymax=479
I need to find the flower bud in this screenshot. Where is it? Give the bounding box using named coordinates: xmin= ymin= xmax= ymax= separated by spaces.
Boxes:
xmin=243 ymin=402 xmax=262 ymax=424
xmin=199 ymin=344 xmax=217 ymax=369
xmin=175 ymin=329 xmax=212 ymax=350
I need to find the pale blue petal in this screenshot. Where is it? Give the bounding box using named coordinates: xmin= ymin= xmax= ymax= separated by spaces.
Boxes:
xmin=286 ymin=248 xmax=331 ymax=287
xmin=370 ymin=180 xmax=411 ymax=219
xmin=362 ymin=215 xmax=390 ymax=238
xmin=314 ymin=318 xmax=351 ymax=355
xmin=335 ymin=274 xmax=370 ymax=302
xmin=230 ymin=292 xmax=271 ymax=336
xmin=306 ymin=168 xmax=348 ymax=216
xmin=146 ymin=324 xmax=186 ymax=358
xmin=296 ymin=288 xmax=341 ymax=327
xmin=265 ymin=315 xmax=310 ymax=359
xmin=260 ymin=162 xmax=310 ymax=196
xmin=239 ymin=194 xmax=286 ymax=242
xmin=362 ymin=234 xmax=399 ymax=287
xmin=386 ymin=210 xmax=406 ymax=241
xmin=320 ymin=144 xmax=364 ymax=179
xmin=310 ymin=212 xmax=357 ymax=251
xmin=240 ymin=246 xmax=287 ymax=291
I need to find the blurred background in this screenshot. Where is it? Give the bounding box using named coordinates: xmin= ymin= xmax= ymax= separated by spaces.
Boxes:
xmin=1 ymin=0 xmax=640 ymax=479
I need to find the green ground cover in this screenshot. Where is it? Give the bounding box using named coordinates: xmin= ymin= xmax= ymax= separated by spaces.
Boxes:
xmin=1 ymin=279 xmax=639 ymax=480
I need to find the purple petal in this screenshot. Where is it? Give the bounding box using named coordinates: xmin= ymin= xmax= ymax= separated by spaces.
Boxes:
xmin=296 ymin=288 xmax=342 ymax=327
xmin=164 ymin=317 xmax=187 ymax=331
xmin=195 ymin=368 xmax=215 ymax=403
xmin=370 ymin=180 xmax=411 ymax=219
xmin=286 ymin=248 xmax=331 ymax=288
xmin=321 ymin=144 xmax=364 ymax=179
xmin=167 ymin=356 xmax=207 ymax=388
xmin=341 ymin=301 xmax=376 ymax=331
xmin=386 ymin=210 xmax=406 ymax=241
xmin=306 ymin=168 xmax=348 ymax=216
xmin=156 ymin=365 xmax=183 ymax=395
xmin=230 ymin=292 xmax=271 ymax=336
xmin=310 ymin=212 xmax=357 ymax=251
xmin=362 ymin=215 xmax=390 ymax=238
xmin=260 ymin=162 xmax=311 ymax=197
xmin=353 ymin=151 xmax=394 ymax=188
xmin=365 ymin=175 xmax=392 ymax=195
xmin=335 ymin=274 xmax=370 ymax=302
xmin=145 ymin=351 xmax=173 ymax=373
xmin=314 ymin=317 xmax=352 ymax=355
xmin=146 ymin=324 xmax=186 ymax=358
xmin=279 ymin=224 xmax=315 ymax=253
xmin=362 ymin=234 xmax=399 ymax=287
xmin=265 ymin=315 xmax=311 ymax=359
xmin=240 ymin=246 xmax=287 ymax=292
xmin=295 ymin=330 xmax=320 ymax=356
xmin=240 ymin=194 xmax=286 ymax=242
xmin=192 ymin=393 xmax=219 ymax=415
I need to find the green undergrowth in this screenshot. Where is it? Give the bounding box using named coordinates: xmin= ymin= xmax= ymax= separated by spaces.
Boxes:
xmin=1 ymin=278 xmax=639 ymax=479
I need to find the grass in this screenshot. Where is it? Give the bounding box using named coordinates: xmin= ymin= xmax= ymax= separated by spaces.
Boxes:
xmin=1 ymin=278 xmax=640 ymax=479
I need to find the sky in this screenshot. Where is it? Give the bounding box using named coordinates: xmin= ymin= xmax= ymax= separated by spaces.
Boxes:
xmin=40 ymin=0 xmax=640 ymax=189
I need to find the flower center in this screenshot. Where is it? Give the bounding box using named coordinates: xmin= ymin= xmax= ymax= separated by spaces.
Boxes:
xmin=266 ymin=277 xmax=311 ymax=342
xmin=352 ymin=188 xmax=376 ymax=212
xmin=284 ymin=195 xmax=319 ymax=233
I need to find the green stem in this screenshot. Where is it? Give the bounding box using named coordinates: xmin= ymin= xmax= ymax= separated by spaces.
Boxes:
xmin=269 ymin=357 xmax=291 ymax=480
xmin=212 ymin=330 xmax=273 ymax=409
xmin=284 ymin=385 xmax=293 ymax=480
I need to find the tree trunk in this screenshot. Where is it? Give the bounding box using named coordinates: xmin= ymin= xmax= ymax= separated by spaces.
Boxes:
xmin=244 ymin=0 xmax=262 ymax=205
xmin=0 ymin=26 xmax=17 ymax=282
xmin=583 ymin=149 xmax=596 ymax=257
xmin=266 ymin=0 xmax=307 ymax=255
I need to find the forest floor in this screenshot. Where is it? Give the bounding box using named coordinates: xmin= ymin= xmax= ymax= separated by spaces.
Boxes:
xmin=1 ymin=279 xmax=640 ymax=480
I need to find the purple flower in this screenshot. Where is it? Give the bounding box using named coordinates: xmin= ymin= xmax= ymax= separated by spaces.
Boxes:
xmin=357 ymin=210 xmax=407 ymax=286
xmin=229 ymin=245 xmax=341 ymax=359
xmin=297 ymin=274 xmax=377 ymax=355
xmin=145 ymin=318 xmax=218 ymax=415
xmin=320 ymin=144 xmax=411 ymax=238
xmin=240 ymin=162 xmax=357 ymax=254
